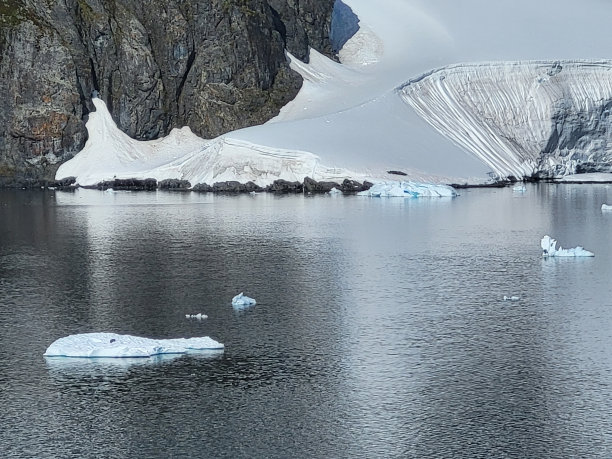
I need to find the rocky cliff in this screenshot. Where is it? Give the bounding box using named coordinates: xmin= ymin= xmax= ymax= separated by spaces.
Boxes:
xmin=0 ymin=0 xmax=334 ymax=186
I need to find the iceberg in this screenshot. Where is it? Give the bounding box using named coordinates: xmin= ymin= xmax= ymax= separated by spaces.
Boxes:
xmin=541 ymin=235 xmax=594 ymax=257
xmin=232 ymin=293 xmax=256 ymax=307
xmin=602 ymin=204 xmax=612 ymax=212
xmin=44 ymin=333 xmax=224 ymax=358
xmin=358 ymin=181 xmax=457 ymax=198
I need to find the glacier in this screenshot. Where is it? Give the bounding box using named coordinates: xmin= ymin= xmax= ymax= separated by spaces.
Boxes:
xmin=541 ymin=235 xmax=594 ymax=258
xmin=44 ymin=333 xmax=224 ymax=358
xmin=400 ymin=61 xmax=612 ymax=179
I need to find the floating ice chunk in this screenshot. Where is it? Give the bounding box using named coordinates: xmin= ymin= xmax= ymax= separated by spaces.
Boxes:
xmin=503 ymin=295 xmax=520 ymax=301
xmin=358 ymin=181 xmax=457 ymax=198
xmin=512 ymin=185 xmax=526 ymax=192
xmin=44 ymin=332 xmax=224 ymax=358
xmin=186 ymin=313 xmax=208 ymax=320
xmin=329 ymin=187 xmax=342 ymax=194
xmin=232 ymin=292 xmax=256 ymax=307
xmin=541 ymin=235 xmax=594 ymax=257
xmin=602 ymin=204 xmax=612 ymax=212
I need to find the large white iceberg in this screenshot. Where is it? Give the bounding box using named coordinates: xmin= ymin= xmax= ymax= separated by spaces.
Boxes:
xmin=44 ymin=332 xmax=224 ymax=358
xmin=358 ymin=181 xmax=457 ymax=198
xmin=541 ymin=235 xmax=594 ymax=257
xmin=232 ymin=293 xmax=257 ymax=307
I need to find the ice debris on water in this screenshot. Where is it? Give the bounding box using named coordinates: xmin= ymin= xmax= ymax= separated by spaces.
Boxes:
xmin=43 ymin=332 xmax=224 ymax=358
xmin=358 ymin=181 xmax=457 ymax=198
xmin=186 ymin=313 xmax=208 ymax=320
xmin=541 ymin=235 xmax=594 ymax=257
xmin=512 ymin=185 xmax=526 ymax=192
xmin=601 ymin=204 xmax=612 ymax=212
xmin=232 ymin=292 xmax=256 ymax=307
xmin=503 ymin=296 xmax=520 ymax=301
xmin=329 ymin=187 xmax=342 ymax=194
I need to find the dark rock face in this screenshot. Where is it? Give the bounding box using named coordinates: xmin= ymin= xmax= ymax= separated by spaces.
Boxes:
xmin=267 ymin=0 xmax=335 ymax=62
xmin=96 ymin=178 xmax=157 ymax=190
xmin=0 ymin=0 xmax=335 ymax=185
xmin=303 ymin=176 xmax=339 ymax=193
xmin=265 ymin=179 xmax=303 ymax=193
xmin=340 ymin=179 xmax=372 ymax=193
xmin=211 ymin=180 xmax=263 ymax=192
xmin=158 ymin=179 xmax=191 ymax=190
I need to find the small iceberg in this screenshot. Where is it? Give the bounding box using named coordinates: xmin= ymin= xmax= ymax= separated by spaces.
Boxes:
xmin=602 ymin=204 xmax=612 ymax=212
xmin=503 ymin=295 xmax=520 ymax=301
xmin=541 ymin=235 xmax=594 ymax=257
xmin=232 ymin=292 xmax=256 ymax=307
xmin=44 ymin=332 xmax=224 ymax=358
xmin=186 ymin=313 xmax=208 ymax=320
xmin=358 ymin=181 xmax=457 ymax=198
xmin=512 ymin=185 xmax=526 ymax=192
xmin=329 ymin=187 xmax=342 ymax=195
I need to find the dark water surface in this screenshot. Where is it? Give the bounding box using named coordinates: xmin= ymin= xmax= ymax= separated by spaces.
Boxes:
xmin=1 ymin=185 xmax=612 ymax=458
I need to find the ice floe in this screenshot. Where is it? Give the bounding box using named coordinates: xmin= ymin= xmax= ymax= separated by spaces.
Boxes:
xmin=358 ymin=181 xmax=457 ymax=198
xmin=186 ymin=313 xmax=208 ymax=320
xmin=541 ymin=235 xmax=594 ymax=257
xmin=44 ymin=332 xmax=224 ymax=358
xmin=232 ymin=293 xmax=256 ymax=307
xmin=503 ymin=295 xmax=520 ymax=301
xmin=601 ymin=204 xmax=612 ymax=212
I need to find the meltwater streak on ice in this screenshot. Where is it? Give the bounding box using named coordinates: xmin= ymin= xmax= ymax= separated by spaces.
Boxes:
xmin=400 ymin=61 xmax=612 ymax=179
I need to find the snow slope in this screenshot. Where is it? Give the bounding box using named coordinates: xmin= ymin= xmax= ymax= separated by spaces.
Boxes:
xmin=56 ymin=0 xmax=612 ymax=186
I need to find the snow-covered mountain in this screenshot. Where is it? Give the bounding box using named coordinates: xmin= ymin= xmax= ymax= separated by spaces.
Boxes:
xmin=56 ymin=0 xmax=612 ymax=187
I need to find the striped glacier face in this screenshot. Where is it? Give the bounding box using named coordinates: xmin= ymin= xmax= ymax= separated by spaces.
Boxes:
xmin=400 ymin=60 xmax=612 ymax=179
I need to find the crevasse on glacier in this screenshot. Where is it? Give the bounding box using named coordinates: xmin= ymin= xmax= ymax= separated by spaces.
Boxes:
xmin=399 ymin=60 xmax=612 ymax=179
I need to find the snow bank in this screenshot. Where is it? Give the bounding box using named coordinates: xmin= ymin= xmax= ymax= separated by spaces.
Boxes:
xmin=232 ymin=293 xmax=256 ymax=307
xmin=44 ymin=333 xmax=224 ymax=358
xmin=541 ymin=235 xmax=594 ymax=257
xmin=358 ymin=181 xmax=457 ymax=198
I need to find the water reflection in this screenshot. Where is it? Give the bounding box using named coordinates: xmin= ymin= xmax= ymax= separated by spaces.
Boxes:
xmin=2 ymin=186 xmax=612 ymax=457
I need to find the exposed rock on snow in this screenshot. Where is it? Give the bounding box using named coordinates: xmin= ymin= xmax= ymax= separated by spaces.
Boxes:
xmin=541 ymin=235 xmax=594 ymax=257
xmin=400 ymin=61 xmax=612 ymax=179
xmin=44 ymin=333 xmax=223 ymax=358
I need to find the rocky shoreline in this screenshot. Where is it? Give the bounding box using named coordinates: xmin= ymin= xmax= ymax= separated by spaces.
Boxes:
xmin=16 ymin=176 xmax=375 ymax=194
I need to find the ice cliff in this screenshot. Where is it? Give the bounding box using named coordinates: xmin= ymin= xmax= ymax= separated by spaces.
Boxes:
xmin=400 ymin=60 xmax=612 ymax=179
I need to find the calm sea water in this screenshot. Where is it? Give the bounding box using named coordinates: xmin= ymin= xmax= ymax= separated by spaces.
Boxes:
xmin=1 ymin=184 xmax=612 ymax=458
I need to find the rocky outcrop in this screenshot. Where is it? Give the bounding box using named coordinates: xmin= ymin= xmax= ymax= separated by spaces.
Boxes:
xmin=0 ymin=0 xmax=335 ymax=186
